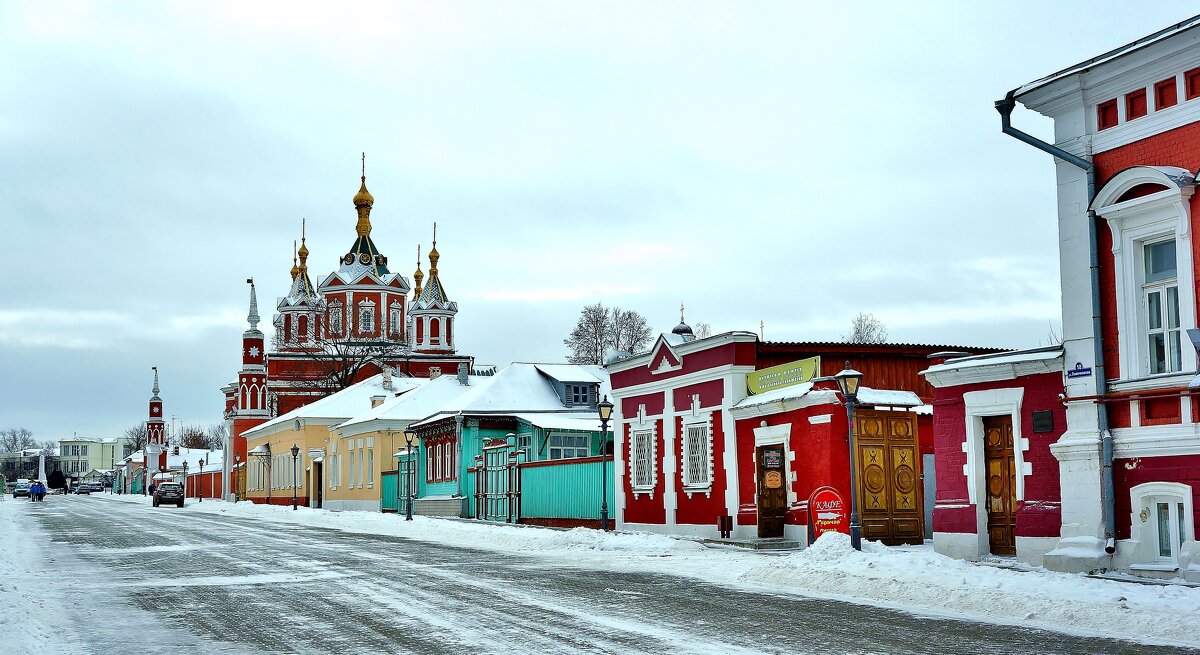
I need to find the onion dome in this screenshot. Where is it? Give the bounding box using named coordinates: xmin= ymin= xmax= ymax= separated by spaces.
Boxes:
xmin=412 ymin=244 xmax=424 ymax=299
xmin=672 ymin=302 xmax=694 ymax=340
xmin=290 ymin=240 xmax=299 ymax=281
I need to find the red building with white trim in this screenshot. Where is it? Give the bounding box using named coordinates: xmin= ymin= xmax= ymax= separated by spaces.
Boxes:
xmin=608 ymin=321 xmax=996 ymax=544
xmin=932 ymin=15 xmax=1200 ymax=578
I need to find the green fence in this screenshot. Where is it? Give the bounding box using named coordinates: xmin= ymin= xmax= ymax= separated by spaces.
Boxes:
xmin=519 ymin=457 xmax=614 ymax=520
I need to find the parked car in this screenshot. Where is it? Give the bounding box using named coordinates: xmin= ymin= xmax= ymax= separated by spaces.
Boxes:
xmin=74 ymin=484 xmax=91 ymax=495
xmin=12 ymin=482 xmax=31 ymax=498
xmin=152 ymin=482 xmax=184 ymax=508
xmin=85 ymin=482 xmax=105 ymax=493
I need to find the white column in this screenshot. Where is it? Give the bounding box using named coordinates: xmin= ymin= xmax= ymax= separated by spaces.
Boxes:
xmin=663 ymin=390 xmax=678 ymax=526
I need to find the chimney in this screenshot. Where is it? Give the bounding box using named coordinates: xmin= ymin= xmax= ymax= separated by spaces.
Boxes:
xmin=381 ymin=366 xmax=393 ymax=391
xmin=371 ymin=395 xmax=386 ymax=408
xmin=457 ymin=363 xmax=469 ymax=386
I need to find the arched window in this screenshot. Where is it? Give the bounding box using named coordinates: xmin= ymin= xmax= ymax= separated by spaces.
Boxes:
xmin=430 ymin=317 xmax=441 ymax=344
xmin=416 ymin=317 xmax=424 ymax=344
xmin=359 ymin=302 xmax=375 ymax=334
xmin=329 ymin=303 xmax=343 ymax=335
xmin=298 ymin=315 xmax=308 ymax=343
xmin=389 ymin=307 xmax=401 ymax=335
xmin=283 ymin=315 xmax=292 ymax=343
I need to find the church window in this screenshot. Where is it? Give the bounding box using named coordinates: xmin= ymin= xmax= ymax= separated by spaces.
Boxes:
xmin=330 ymin=304 xmax=343 ymax=335
xmin=298 ymin=315 xmax=308 ymax=343
xmin=430 ymin=317 xmax=441 ymax=344
xmin=359 ymin=303 xmax=375 ymax=334
xmin=389 ymin=308 xmax=400 ymax=335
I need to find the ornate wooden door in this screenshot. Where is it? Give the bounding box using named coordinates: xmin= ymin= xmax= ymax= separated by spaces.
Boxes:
xmin=983 ymin=415 xmax=1017 ymax=555
xmin=756 ymin=444 xmax=787 ymax=538
xmin=855 ymin=409 xmax=924 ymax=545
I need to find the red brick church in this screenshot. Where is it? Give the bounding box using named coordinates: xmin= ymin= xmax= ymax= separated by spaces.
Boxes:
xmin=220 ymin=158 xmax=474 ymax=496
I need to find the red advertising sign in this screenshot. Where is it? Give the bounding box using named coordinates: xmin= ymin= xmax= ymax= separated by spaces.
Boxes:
xmin=808 ymin=486 xmax=849 ymax=539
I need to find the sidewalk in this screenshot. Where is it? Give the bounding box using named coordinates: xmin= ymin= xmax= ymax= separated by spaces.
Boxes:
xmin=96 ymin=493 xmax=1200 ymax=648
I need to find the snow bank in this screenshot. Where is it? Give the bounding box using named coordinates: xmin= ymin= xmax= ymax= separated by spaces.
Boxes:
xmin=95 ymin=494 xmax=1200 ymax=647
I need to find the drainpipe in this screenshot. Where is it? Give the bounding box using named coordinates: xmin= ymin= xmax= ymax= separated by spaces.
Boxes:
xmin=454 ymin=412 xmax=465 ymax=517
xmin=996 ymin=92 xmax=1116 ymax=556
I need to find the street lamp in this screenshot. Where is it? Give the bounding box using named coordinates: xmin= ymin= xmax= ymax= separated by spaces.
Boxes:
xmin=597 ymin=395 xmax=615 ymax=532
xmin=290 ymin=444 xmax=299 ymax=511
xmin=834 ymin=360 xmax=865 ymax=551
xmin=197 ymin=457 xmax=204 ymax=503
xmin=403 ymin=429 xmax=418 ymax=521
xmin=182 ymin=460 xmax=188 ymax=497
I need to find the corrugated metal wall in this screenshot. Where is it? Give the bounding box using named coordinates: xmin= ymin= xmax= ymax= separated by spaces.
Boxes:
xmin=520 ymin=459 xmax=615 ymax=520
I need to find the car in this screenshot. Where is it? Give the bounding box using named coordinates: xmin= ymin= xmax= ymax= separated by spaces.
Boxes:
xmin=75 ymin=485 xmax=91 ymax=495
xmin=85 ymin=482 xmax=105 ymax=493
xmin=12 ymin=482 xmax=31 ymax=498
xmin=152 ymin=482 xmax=184 ymax=508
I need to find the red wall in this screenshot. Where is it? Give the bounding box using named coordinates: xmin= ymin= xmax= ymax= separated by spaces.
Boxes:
xmin=1113 ymin=455 xmax=1200 ymax=541
xmin=733 ymin=401 xmax=850 ymax=528
xmin=674 ymin=411 xmax=728 ymax=524
xmin=622 ymin=420 xmax=666 ymax=524
xmin=929 ymin=371 xmax=1064 ymax=538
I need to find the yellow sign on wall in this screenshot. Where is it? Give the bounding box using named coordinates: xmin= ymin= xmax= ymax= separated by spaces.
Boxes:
xmin=747 ymin=356 xmax=821 ymax=395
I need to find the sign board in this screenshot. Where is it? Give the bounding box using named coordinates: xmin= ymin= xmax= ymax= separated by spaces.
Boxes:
xmin=747 ymin=356 xmax=821 ymax=395
xmin=1066 ymin=362 xmax=1092 ymax=379
xmin=763 ymin=449 xmax=783 ymax=468
xmin=1031 ymin=410 xmax=1054 ymax=434
xmin=808 ymin=486 xmax=849 ymax=540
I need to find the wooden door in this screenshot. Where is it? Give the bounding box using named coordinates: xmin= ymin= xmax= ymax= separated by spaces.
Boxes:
xmin=855 ymin=409 xmax=924 ymax=545
xmin=983 ymin=415 xmax=1016 ymax=556
xmin=756 ymin=445 xmax=787 ymax=538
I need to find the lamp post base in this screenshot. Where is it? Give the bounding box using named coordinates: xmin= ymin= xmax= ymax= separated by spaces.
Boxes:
xmin=850 ymin=513 xmax=862 ymax=551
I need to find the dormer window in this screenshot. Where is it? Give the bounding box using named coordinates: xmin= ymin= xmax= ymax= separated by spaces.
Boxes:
xmin=566 ymin=384 xmax=596 ymax=406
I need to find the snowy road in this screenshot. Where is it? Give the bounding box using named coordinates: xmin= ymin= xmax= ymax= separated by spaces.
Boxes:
xmin=3 ymin=495 xmax=1192 ymax=655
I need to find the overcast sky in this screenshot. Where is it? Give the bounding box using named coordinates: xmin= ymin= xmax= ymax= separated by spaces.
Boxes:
xmin=1 ymin=1 xmax=1193 ymax=440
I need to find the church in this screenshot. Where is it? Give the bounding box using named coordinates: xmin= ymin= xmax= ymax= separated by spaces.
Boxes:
xmin=221 ymin=158 xmax=474 ymax=497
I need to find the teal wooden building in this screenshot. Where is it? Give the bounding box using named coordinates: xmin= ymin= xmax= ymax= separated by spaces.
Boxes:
xmin=339 ymin=363 xmax=616 ymax=527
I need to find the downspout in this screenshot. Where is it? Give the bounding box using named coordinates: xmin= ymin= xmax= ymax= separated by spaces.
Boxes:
xmin=996 ymin=92 xmax=1117 ymax=556
xmin=454 ymin=412 xmax=465 ymax=517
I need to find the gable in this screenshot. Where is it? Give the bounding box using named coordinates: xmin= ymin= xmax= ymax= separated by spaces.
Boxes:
xmin=648 ymin=337 xmax=682 ymax=374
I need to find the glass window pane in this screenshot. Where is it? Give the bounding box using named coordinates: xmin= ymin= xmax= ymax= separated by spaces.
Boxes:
xmin=1158 ymin=502 xmax=1172 ymax=557
xmin=1148 ymin=291 xmax=1162 ymax=330
xmin=1145 ymin=240 xmax=1178 ymax=282
xmin=1180 ymin=503 xmax=1188 ymax=547
xmin=1167 ymin=286 xmax=1180 ymax=328
xmin=1170 ymin=331 xmax=1183 ymax=372
xmin=1150 ymin=333 xmax=1167 ymax=373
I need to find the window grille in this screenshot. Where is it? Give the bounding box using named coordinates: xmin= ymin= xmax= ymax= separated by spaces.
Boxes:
xmin=632 ymin=430 xmax=654 ymax=488
xmin=684 ymin=423 xmax=710 ymax=487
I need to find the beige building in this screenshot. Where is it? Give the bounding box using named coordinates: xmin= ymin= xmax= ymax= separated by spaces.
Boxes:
xmin=59 ymin=436 xmax=134 ymax=481
xmin=240 ymin=371 xmax=423 ymax=508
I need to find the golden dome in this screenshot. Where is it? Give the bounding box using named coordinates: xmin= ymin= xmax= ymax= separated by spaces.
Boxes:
xmin=290 ymin=240 xmax=299 ymax=280
xmin=353 ymin=176 xmax=374 ymax=208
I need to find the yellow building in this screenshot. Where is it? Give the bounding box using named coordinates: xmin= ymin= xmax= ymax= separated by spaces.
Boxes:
xmin=240 ymin=372 xmax=423 ymax=507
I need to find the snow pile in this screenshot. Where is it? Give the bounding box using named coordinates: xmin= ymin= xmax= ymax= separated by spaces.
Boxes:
xmin=94 ymin=494 xmax=1200 ymax=647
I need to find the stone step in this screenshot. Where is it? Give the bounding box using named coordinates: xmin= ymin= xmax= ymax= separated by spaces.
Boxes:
xmin=701 ymin=537 xmax=802 ymax=551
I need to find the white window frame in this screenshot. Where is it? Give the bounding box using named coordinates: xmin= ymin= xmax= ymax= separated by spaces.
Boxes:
xmin=516 ymin=432 xmax=533 ymax=461
xmin=630 ymin=428 xmax=657 ymax=497
xmin=1141 ymin=237 xmax=1183 ymax=375
xmin=329 ymin=303 xmax=343 ymax=335
xmin=359 ymin=302 xmax=375 ymax=334
xmin=548 ymin=432 xmax=589 ymax=460
xmin=1095 ymin=167 xmax=1197 ymax=379
xmin=681 ymin=414 xmax=714 ymax=493
xmin=1128 ymin=482 xmax=1194 ymax=570
xmin=389 ymin=306 xmax=401 ymax=335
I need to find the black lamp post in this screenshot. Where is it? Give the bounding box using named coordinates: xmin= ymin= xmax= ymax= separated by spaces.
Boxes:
xmin=197 ymin=458 xmax=204 ymax=502
xmin=290 ymin=444 xmax=300 ymax=510
xmin=597 ymin=395 xmax=615 ymax=532
xmin=834 ymin=360 xmax=865 ymax=551
xmin=182 ymin=460 xmax=188 ymax=498
xmin=403 ymin=429 xmax=418 ymax=521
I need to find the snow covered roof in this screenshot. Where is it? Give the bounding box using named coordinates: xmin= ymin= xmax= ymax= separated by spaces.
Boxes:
xmin=336 ymin=363 xmax=612 ymax=434
xmin=124 ymin=448 xmax=222 ymax=471
xmin=243 ymin=373 xmax=426 ymax=438
xmin=533 ymin=364 xmax=603 ymax=385
xmin=733 ymin=384 xmax=921 ymax=412
xmin=922 ymin=346 xmax=1063 ymax=376
xmin=1011 ymin=14 xmax=1200 ymax=99
xmin=512 ymin=413 xmax=606 ymax=432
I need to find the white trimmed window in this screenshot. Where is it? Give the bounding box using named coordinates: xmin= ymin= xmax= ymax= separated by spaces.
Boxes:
xmin=358 ymin=446 xmax=365 ymax=488
xmin=1143 ymin=238 xmax=1182 ymax=374
xmin=516 ymin=433 xmax=533 ymax=461
xmin=1094 ymin=167 xmax=1197 ymax=379
xmin=1129 ymin=482 xmax=1194 ymax=567
xmin=549 ymin=433 xmax=589 ymax=460
xmin=682 ymin=419 xmax=713 ymax=489
xmin=359 ymin=302 xmax=375 ymax=334
xmin=329 ymin=303 xmax=343 ymax=335
xmin=631 ymin=429 xmax=656 ymax=491
xmin=366 ymin=448 xmax=374 ymax=487
xmin=389 ymin=305 xmax=401 ymax=335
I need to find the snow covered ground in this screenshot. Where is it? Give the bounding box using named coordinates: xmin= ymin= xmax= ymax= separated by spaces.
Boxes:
xmin=90 ymin=492 xmax=1200 ymax=648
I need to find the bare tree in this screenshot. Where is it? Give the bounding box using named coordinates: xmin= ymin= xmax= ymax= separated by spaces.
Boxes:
xmin=694 ymin=322 xmax=712 ymax=339
xmin=0 ymin=427 xmax=37 ymax=453
xmin=610 ymin=307 xmax=653 ymax=354
xmin=843 ymin=312 xmax=889 ymax=344
xmin=565 ymin=303 xmax=612 ymax=365
xmin=205 ymin=423 xmax=228 ymax=450
xmin=178 ymin=424 xmax=210 ymax=450
xmin=299 ymin=335 xmax=409 ymax=396
xmin=122 ymin=423 xmax=148 ymax=453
